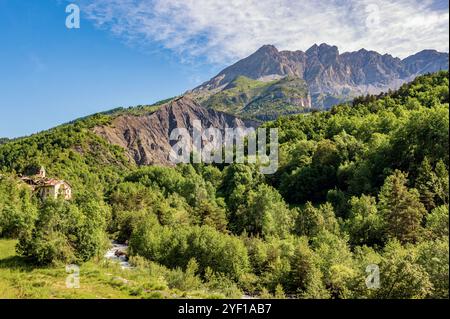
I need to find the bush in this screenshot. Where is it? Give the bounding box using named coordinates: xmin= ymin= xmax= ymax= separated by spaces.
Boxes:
xmin=17 ymin=198 xmax=108 ymax=265
xmin=129 ymin=218 xmax=250 ymax=280
xmin=0 ymin=175 xmax=38 ymax=238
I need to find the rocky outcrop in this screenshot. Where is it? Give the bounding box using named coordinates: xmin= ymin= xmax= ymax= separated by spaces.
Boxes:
xmin=192 ymin=44 xmax=449 ymax=109
xmin=403 ymin=50 xmax=449 ymax=75
xmin=93 ymin=97 xmax=259 ymax=166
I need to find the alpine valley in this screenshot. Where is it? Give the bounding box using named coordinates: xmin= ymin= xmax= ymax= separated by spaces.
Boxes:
xmin=0 ymin=42 xmax=448 ymax=299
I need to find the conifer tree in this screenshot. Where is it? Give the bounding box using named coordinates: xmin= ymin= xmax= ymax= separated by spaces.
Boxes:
xmin=378 ymin=170 xmax=426 ymax=243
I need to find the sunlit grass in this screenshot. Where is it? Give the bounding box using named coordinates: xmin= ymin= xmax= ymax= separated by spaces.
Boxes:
xmin=0 ymin=239 xmax=240 ymax=299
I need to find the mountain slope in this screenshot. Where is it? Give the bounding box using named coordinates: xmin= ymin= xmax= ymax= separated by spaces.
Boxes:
xmin=192 ymin=45 xmax=306 ymax=92
xmin=0 ymin=114 xmax=132 ymax=196
xmin=403 ymin=50 xmax=449 ymax=74
xmin=194 ymin=75 xmax=311 ymax=120
xmin=0 ymin=72 xmax=448 ymax=300
xmin=93 ymin=96 xmax=259 ymax=166
xmin=192 ymin=44 xmax=449 ymax=113
xmin=0 ymin=96 xmax=258 ymax=195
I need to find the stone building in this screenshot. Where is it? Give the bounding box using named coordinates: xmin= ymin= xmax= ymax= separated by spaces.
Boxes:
xmin=20 ymin=167 xmax=72 ymax=200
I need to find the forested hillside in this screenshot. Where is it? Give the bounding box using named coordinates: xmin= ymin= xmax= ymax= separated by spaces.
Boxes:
xmin=0 ymin=71 xmax=448 ymax=299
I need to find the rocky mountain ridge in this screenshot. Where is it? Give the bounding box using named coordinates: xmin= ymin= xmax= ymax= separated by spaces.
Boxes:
xmin=192 ymin=44 xmax=449 ymax=109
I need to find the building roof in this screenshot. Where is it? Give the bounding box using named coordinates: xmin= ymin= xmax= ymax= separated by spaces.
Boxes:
xmin=20 ymin=176 xmax=71 ymax=188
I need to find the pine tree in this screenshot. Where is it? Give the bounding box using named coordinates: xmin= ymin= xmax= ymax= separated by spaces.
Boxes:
xmin=294 ymin=202 xmax=324 ymax=237
xmin=274 ymin=284 xmax=286 ymax=299
xmin=416 ymin=158 xmax=449 ymax=211
xmin=378 ymin=170 xmax=426 ymax=243
xmin=416 ymin=157 xmax=438 ymax=211
xmin=289 ymin=239 xmax=329 ymax=298
xmin=435 ymin=160 xmax=449 ymax=205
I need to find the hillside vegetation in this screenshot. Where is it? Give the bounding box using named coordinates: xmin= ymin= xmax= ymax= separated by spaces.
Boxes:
xmin=198 ymin=75 xmax=311 ymax=120
xmin=0 ymin=71 xmax=448 ymax=299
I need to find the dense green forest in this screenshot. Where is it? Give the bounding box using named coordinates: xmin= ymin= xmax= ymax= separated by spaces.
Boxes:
xmin=0 ymin=71 xmax=448 ymax=299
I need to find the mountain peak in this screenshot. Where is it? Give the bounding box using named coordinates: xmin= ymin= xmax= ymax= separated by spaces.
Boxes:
xmin=319 ymin=43 xmax=336 ymax=49
xmin=403 ymin=49 xmax=449 ymax=74
xmin=404 ymin=49 xmax=443 ymax=59
xmin=306 ymin=44 xmax=319 ymax=54
xmin=416 ymin=49 xmax=439 ymax=54
xmin=192 ymin=44 xmax=448 ymax=111
xmin=253 ymin=44 xmax=280 ymax=58
xmin=256 ymin=44 xmax=278 ymax=53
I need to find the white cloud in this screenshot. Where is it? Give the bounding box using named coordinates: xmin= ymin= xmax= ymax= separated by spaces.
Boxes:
xmin=78 ymin=0 xmax=449 ymax=64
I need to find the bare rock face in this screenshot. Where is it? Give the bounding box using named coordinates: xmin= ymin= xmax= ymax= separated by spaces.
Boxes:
xmin=192 ymin=45 xmax=307 ymax=92
xmin=403 ymin=50 xmax=449 ymax=75
xmin=192 ymin=44 xmax=449 ymax=109
xmin=93 ymin=97 xmax=259 ymax=166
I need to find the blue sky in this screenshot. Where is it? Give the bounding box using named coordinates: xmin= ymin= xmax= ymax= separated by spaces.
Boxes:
xmin=0 ymin=0 xmax=220 ymax=138
xmin=0 ymin=0 xmax=448 ymax=138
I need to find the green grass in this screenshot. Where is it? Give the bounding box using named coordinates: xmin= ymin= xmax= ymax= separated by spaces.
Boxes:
xmin=0 ymin=239 xmax=137 ymax=298
xmin=0 ymin=239 xmax=242 ymax=299
xmin=202 ymin=76 xmax=273 ymax=114
xmin=201 ymin=75 xmax=310 ymax=120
